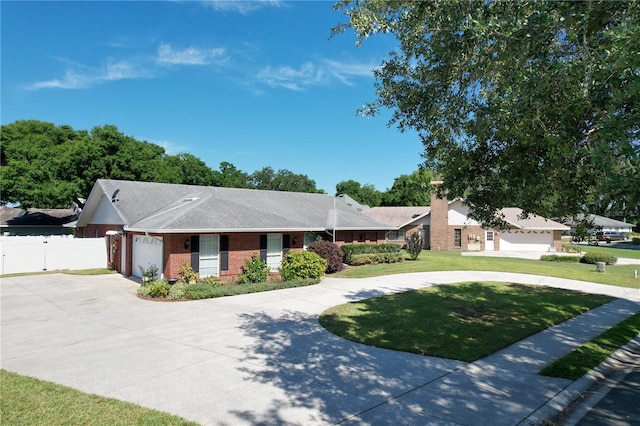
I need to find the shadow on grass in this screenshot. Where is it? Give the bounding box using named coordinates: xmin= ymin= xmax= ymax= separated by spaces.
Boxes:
xmin=320 ymin=282 xmax=613 ymax=362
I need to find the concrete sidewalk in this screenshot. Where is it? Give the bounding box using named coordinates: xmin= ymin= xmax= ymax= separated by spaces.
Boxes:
xmin=1 ymin=272 xmax=639 ymax=425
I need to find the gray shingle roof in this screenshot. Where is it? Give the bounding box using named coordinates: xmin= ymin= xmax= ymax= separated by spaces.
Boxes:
xmin=363 ymin=206 xmax=430 ymax=228
xmin=563 ymin=214 xmax=634 ymax=229
xmin=78 ymin=179 xmax=392 ymax=233
xmin=500 ymin=208 xmax=569 ymax=230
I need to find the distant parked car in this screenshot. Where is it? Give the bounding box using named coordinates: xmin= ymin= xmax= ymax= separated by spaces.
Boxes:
xmin=596 ymin=231 xmax=626 ymax=242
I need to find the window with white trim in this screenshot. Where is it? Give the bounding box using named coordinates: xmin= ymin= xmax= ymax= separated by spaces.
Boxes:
xmin=266 ymin=233 xmax=282 ymax=270
xmin=199 ymin=234 xmax=219 ymax=278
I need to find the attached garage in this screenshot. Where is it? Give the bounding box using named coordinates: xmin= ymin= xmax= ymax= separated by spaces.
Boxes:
xmin=132 ymin=234 xmax=163 ymax=278
xmin=499 ymin=230 xmax=554 ymax=251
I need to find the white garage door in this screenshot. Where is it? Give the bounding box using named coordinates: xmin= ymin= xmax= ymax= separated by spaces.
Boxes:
xmin=500 ymin=230 xmax=553 ymax=251
xmin=132 ymin=235 xmax=163 ymax=278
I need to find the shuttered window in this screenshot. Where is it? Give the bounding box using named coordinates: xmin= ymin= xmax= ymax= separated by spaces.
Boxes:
xmin=199 ymin=234 xmax=219 ymax=278
xmin=266 ymin=234 xmax=282 ymax=270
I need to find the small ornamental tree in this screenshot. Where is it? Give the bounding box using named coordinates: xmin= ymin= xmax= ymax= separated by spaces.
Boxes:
xmin=237 ymin=253 xmax=270 ymax=283
xmin=280 ymin=251 xmax=327 ymax=281
xmin=405 ymin=232 xmax=424 ymax=261
xmin=308 ymin=240 xmax=345 ymax=273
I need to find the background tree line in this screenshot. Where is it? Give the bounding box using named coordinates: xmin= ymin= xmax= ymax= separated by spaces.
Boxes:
xmin=0 ymin=120 xmax=433 ymax=209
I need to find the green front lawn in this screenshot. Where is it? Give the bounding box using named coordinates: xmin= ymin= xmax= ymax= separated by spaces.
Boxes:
xmin=319 ymin=282 xmax=613 ymax=362
xmin=579 ymin=244 xmax=640 ymax=259
xmin=334 ymin=250 xmax=640 ymax=288
xmin=0 ymin=370 xmax=197 ymax=425
xmin=540 ymin=312 xmax=640 ymax=380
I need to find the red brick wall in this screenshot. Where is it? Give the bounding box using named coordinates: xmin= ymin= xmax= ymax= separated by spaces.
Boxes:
xmin=553 ymin=230 xmax=563 ymax=251
xmin=162 ymin=232 xmax=308 ymax=280
xmin=333 ymin=231 xmax=385 ymax=246
xmin=430 ymin=182 xmax=449 ymax=251
xmin=102 ymin=229 xmax=389 ymax=280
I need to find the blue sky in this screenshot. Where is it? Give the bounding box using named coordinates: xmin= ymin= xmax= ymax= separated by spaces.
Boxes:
xmin=1 ymin=0 xmax=424 ymax=194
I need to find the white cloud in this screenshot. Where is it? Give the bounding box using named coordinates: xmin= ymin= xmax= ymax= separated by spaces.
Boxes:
xmin=256 ymin=59 xmax=376 ymax=91
xmin=144 ymin=138 xmax=190 ymax=155
xmin=201 ymin=0 xmax=284 ymax=14
xmin=27 ymin=59 xmax=151 ymax=90
xmin=156 ymin=43 xmax=226 ymax=66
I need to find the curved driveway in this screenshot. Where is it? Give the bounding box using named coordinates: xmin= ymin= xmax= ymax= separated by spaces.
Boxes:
xmin=1 ymin=272 xmax=639 ymax=425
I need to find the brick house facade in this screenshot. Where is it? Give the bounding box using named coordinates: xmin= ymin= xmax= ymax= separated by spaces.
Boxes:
xmin=364 ymin=182 xmax=568 ymax=252
xmin=76 ymin=180 xmax=391 ymax=281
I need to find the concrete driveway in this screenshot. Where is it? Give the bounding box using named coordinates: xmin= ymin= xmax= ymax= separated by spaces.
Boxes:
xmin=2 ymin=272 xmax=639 ymax=425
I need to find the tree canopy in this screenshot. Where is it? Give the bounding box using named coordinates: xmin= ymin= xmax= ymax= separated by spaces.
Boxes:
xmin=0 ymin=120 xmax=323 ymax=208
xmin=334 ymin=0 xmax=640 ymax=226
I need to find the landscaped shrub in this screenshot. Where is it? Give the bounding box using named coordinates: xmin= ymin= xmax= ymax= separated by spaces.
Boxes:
xmin=137 ymin=284 xmax=152 ymax=297
xmin=580 ymin=252 xmax=618 ymax=265
xmin=280 ymin=251 xmax=327 ymax=281
xmin=349 ymin=252 xmax=404 ymax=266
xmin=540 ymin=254 xmax=580 ymax=263
xmin=341 ymin=243 xmax=401 ymax=264
xmin=183 ymin=278 xmax=320 ymax=300
xmin=405 ymin=232 xmax=424 ymax=260
xmin=308 ymin=241 xmax=344 ymax=273
xmin=138 ymin=264 xmax=159 ymax=283
xmin=237 ymin=253 xmax=270 ymax=283
xmin=200 ymin=275 xmax=221 ymax=286
xmin=178 ymin=262 xmax=198 ymax=284
xmin=147 ymin=280 xmax=171 ymax=298
xmin=168 ymin=283 xmax=187 ymax=300
xmin=184 ymin=282 xmax=220 ymax=300
xmin=561 ymin=243 xmax=582 ymax=254
xmin=633 ymin=237 xmax=640 ymax=244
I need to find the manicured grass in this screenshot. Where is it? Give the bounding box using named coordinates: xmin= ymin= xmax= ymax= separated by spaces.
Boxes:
xmin=579 ymin=244 xmax=640 ymax=260
xmin=0 ymin=268 xmax=115 ymax=278
xmin=333 ymin=250 xmax=640 ymax=288
xmin=0 ymin=369 xmax=197 ymax=425
xmin=319 ymin=282 xmax=613 ymax=362
xmin=540 ymin=312 xmax=640 ymax=380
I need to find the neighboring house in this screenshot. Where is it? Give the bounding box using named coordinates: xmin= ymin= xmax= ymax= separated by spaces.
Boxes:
xmin=75 ymin=179 xmax=392 ymax=280
xmin=0 ymin=207 xmax=78 ymax=236
xmin=362 ymin=206 xmax=430 ymax=247
xmin=561 ymin=214 xmax=635 ymax=235
xmin=363 ymin=186 xmax=569 ymax=252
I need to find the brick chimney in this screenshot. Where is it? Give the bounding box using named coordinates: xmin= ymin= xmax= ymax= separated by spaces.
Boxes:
xmin=430 ymin=181 xmax=449 ymax=250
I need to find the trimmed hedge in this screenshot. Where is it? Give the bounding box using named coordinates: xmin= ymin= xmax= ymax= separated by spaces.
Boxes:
xmin=183 ymin=278 xmax=320 ymax=300
xmin=580 ymin=252 xmax=618 ymax=265
xmin=540 ymin=254 xmax=580 ymax=263
xmin=342 ymin=243 xmax=402 ymax=264
xmin=561 ymin=243 xmax=582 ymax=254
xmin=280 ymin=251 xmax=327 ymax=281
xmin=348 ymin=252 xmax=404 ymax=266
xmin=633 ymin=237 xmax=640 ymax=244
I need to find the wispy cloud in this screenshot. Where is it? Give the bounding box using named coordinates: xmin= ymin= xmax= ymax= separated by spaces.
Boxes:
xmin=156 ymin=43 xmax=226 ymax=66
xmin=201 ymin=0 xmax=284 ymax=14
xmin=256 ymin=59 xmax=376 ymax=91
xmin=27 ymin=42 xmax=228 ymax=90
xmin=28 ymin=59 xmax=152 ymax=90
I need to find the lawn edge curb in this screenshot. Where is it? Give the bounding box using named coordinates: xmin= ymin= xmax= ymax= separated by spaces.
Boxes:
xmin=520 ymin=334 xmax=640 ymax=425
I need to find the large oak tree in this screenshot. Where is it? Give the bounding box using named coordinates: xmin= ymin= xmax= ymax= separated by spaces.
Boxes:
xmin=334 ymin=0 xmax=639 ymax=226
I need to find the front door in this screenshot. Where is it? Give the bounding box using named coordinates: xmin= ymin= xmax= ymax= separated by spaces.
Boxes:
xmin=485 ymin=231 xmax=495 ymax=251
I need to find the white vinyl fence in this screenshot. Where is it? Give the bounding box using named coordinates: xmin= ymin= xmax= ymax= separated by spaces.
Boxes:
xmin=0 ymin=235 xmax=107 ymax=275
